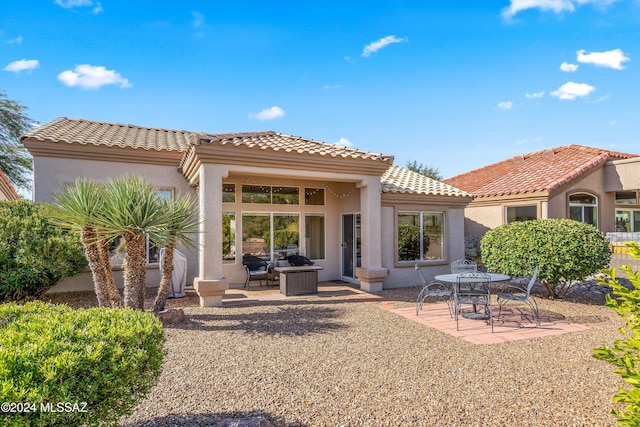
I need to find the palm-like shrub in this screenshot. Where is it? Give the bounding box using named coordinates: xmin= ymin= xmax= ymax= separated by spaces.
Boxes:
xmin=98 ymin=176 xmax=169 ymax=310
xmin=480 ymin=219 xmax=611 ymax=299
xmin=51 ymin=179 xmax=122 ymax=308
xmin=0 ymin=200 xmax=86 ymax=301
xmin=594 ymin=242 xmax=640 ymax=426
xmin=153 ymin=195 xmax=198 ymax=312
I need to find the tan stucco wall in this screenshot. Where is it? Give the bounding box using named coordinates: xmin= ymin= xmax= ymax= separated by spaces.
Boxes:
xmin=604 ymin=158 xmax=640 ymax=191
xmin=33 ymin=156 xmax=198 ymax=293
xmin=380 ymin=200 xmax=467 ymax=288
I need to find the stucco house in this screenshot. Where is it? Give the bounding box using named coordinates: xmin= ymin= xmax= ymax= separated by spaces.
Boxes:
xmin=0 ymin=169 xmax=19 ymax=201
xmin=21 ymin=117 xmax=472 ymax=306
xmin=443 ymin=144 xmax=640 ymax=244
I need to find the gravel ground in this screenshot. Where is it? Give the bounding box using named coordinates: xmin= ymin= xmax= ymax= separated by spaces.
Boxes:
xmin=43 ymin=286 xmax=627 ymax=427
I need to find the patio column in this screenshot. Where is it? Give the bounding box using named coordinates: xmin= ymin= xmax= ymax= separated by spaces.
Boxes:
xmin=193 ymin=164 xmax=229 ymax=307
xmin=356 ymin=175 xmax=388 ymax=292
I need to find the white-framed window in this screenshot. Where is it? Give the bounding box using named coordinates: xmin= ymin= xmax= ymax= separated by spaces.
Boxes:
xmin=505 ymin=205 xmax=537 ymax=223
xmin=241 ymin=212 xmax=300 ymax=260
xmin=616 ymin=210 xmax=640 ymax=232
xmin=241 ymin=185 xmax=299 ymax=204
xmin=305 ymin=188 xmax=325 ymax=205
xmin=305 ymin=214 xmax=325 ymax=260
xmin=397 ymin=211 xmax=445 ymax=262
xmin=569 ymin=193 xmax=598 ymax=227
xmin=223 ymin=212 xmax=236 ymax=264
xmin=223 ymin=183 xmax=236 ymax=203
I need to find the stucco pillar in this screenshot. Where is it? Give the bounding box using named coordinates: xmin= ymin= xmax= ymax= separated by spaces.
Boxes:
xmin=355 ymin=176 xmax=388 ymax=292
xmin=193 ymin=164 xmax=229 ymax=307
xmin=541 ymin=201 xmax=549 ymax=219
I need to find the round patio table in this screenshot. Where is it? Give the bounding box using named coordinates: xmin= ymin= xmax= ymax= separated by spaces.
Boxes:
xmin=434 ymin=273 xmax=511 ymax=320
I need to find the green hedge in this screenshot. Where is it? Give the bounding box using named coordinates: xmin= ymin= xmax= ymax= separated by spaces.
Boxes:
xmin=480 ymin=219 xmax=611 ymax=298
xmin=0 ymin=302 xmax=165 ymax=426
xmin=0 ymin=200 xmax=86 ymax=301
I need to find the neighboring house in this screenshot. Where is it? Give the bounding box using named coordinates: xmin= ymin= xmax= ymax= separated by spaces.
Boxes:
xmin=0 ymin=169 xmax=20 ymax=201
xmin=21 ymin=117 xmax=472 ymax=306
xmin=443 ymin=144 xmax=640 ymax=243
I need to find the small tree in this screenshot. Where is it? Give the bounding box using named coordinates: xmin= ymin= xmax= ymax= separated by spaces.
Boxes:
xmin=0 ymin=200 xmax=86 ymax=301
xmin=480 ymin=219 xmax=611 ymax=299
xmin=594 ymin=242 xmax=640 ymax=426
xmin=405 ymin=160 xmax=443 ymax=181
xmin=0 ymin=91 xmax=35 ymax=192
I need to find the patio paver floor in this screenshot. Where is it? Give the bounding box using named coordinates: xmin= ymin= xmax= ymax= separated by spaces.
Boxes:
xmin=384 ymin=302 xmax=590 ymax=344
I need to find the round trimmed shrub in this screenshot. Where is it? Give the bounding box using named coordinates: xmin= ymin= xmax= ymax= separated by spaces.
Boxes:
xmin=0 ymin=200 xmax=86 ymax=301
xmin=480 ymin=219 xmax=611 ymax=299
xmin=0 ymin=301 xmax=165 ymax=426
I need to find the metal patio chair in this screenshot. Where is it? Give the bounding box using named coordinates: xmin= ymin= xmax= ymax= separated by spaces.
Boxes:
xmin=454 ymin=272 xmax=493 ymax=332
xmin=497 ymin=266 xmax=540 ymax=326
xmin=415 ymin=264 xmax=453 ymax=317
xmin=450 ymin=259 xmax=478 ymax=274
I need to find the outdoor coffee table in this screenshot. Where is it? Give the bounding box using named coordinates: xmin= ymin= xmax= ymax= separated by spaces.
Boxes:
xmin=434 ymin=273 xmax=511 ymax=320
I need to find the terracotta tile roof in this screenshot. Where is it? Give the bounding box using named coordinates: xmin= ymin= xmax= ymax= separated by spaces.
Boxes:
xmin=194 ymin=131 xmax=393 ymax=162
xmin=0 ymin=169 xmax=19 ymax=200
xmin=21 ymin=118 xmax=394 ymax=163
xmin=381 ymin=165 xmax=471 ymax=197
xmin=20 ymin=117 xmax=192 ymax=152
xmin=444 ymin=145 xmax=638 ymax=197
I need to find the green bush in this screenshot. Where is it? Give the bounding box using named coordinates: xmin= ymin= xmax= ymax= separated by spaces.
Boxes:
xmin=594 ymin=242 xmax=640 ymax=426
xmin=0 ymin=200 xmax=86 ymax=301
xmin=480 ymin=219 xmax=611 ymax=299
xmin=0 ymin=301 xmax=165 ymax=427
xmin=398 ymin=224 xmax=430 ymax=261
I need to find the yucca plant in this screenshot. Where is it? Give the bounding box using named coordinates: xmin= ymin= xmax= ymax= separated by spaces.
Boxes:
xmin=50 ymin=179 xmax=122 ymax=308
xmin=153 ymin=195 xmax=199 ymax=313
xmin=97 ymin=175 xmax=168 ymax=310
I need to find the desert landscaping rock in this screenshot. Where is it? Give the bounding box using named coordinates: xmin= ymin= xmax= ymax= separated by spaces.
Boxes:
xmin=43 ymin=285 xmax=628 ymax=426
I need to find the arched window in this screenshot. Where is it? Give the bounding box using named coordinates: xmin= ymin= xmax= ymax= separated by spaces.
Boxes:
xmin=569 ymin=193 xmax=598 ymax=227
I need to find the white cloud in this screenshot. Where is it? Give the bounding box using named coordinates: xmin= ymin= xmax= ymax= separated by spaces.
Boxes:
xmin=192 ymin=11 xmax=205 ymax=28
xmin=335 ymin=137 xmax=353 ymax=147
xmin=55 ymin=0 xmax=103 ymax=14
xmin=57 ymin=64 xmax=132 ymax=89
xmin=361 ymin=35 xmax=406 ymax=58
xmin=551 ymin=81 xmax=595 ymax=100
xmin=576 ymin=49 xmax=629 ymax=70
xmin=498 ymin=101 xmax=513 ymax=110
xmin=249 ymin=106 xmax=285 ymax=121
xmin=323 ymin=84 xmax=341 ymax=90
xmin=5 ymin=35 xmax=23 ymax=45
xmin=502 ymin=0 xmax=620 ymax=19
xmin=525 ymin=91 xmax=545 ymax=99
xmin=560 ymin=62 xmax=579 ymax=72
xmin=4 ymin=59 xmax=39 ymax=73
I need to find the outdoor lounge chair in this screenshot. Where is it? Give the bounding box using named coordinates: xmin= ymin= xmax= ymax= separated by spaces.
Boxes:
xmin=497 ymin=266 xmax=540 ymax=326
xmin=415 ymin=264 xmax=453 ymax=317
xmin=242 ymin=255 xmax=269 ymax=288
xmin=454 ymin=272 xmax=493 ymax=332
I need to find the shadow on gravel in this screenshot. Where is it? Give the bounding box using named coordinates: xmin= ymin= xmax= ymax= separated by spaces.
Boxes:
xmin=121 ymin=410 xmax=301 ymax=427
xmin=172 ymin=305 xmax=348 ymax=336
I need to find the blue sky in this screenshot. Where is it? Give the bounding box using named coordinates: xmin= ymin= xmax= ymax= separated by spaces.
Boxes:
xmin=2 ymin=0 xmax=639 ymax=180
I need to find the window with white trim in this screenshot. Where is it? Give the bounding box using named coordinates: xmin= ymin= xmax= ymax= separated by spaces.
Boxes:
xmin=569 ymin=193 xmax=597 ymax=227
xmin=397 ymin=211 xmax=445 ymax=262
